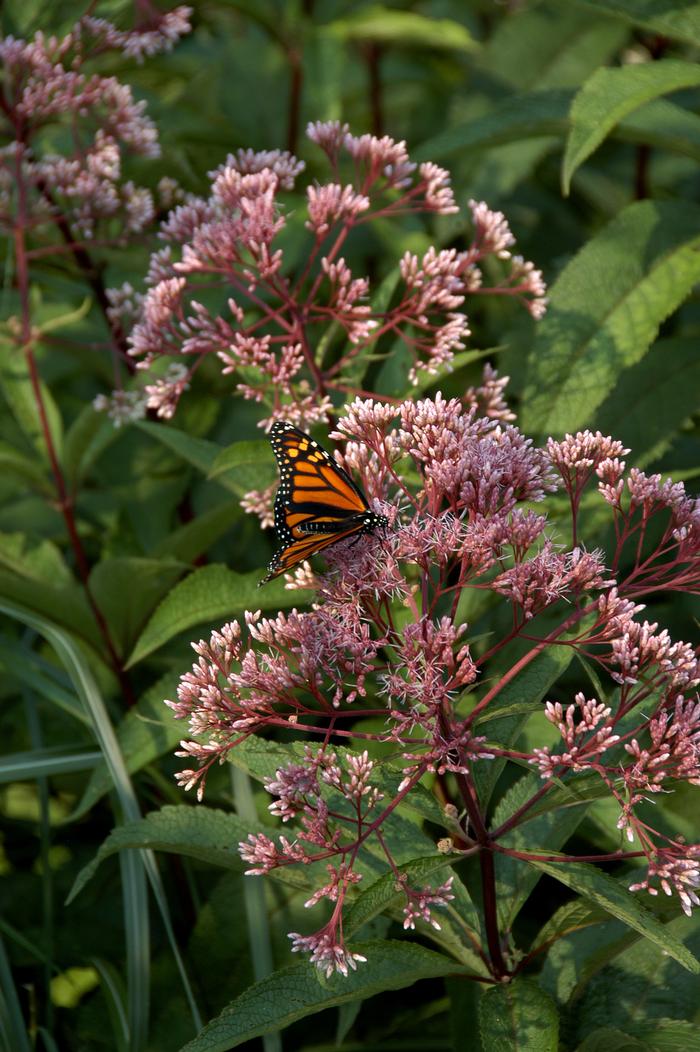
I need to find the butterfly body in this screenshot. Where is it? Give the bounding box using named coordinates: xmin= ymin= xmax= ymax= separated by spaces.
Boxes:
xmin=260 ymin=421 xmax=388 ymax=583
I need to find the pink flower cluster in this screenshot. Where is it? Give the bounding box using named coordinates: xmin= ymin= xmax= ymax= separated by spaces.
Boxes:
xmin=114 ymin=122 xmax=546 ymax=424
xmin=0 ymin=10 xmax=191 ymax=244
xmin=167 ymin=395 xmax=700 ymax=975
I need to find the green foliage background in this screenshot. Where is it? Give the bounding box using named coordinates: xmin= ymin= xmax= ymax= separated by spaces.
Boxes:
xmin=1 ymin=1 xmax=700 ymax=1049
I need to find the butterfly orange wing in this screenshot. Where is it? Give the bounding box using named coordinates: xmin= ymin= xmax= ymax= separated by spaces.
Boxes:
xmin=260 ymin=421 xmax=386 ymax=583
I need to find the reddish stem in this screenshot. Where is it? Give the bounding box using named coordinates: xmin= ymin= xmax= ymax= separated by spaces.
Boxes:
xmin=13 ymin=145 xmax=135 ymax=706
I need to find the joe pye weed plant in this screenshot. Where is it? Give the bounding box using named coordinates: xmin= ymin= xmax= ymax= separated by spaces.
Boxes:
xmin=4 ymin=3 xmax=700 ymax=1050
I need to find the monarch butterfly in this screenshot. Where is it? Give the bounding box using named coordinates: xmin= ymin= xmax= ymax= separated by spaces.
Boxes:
xmin=260 ymin=421 xmax=389 ymax=584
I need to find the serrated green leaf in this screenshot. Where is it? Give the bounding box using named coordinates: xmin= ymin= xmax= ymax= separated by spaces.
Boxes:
xmin=344 ymin=854 xmax=456 ymax=936
xmin=563 ymin=60 xmax=700 ymax=193
xmin=178 ymin=941 xmax=465 ymax=1052
xmin=522 ymin=200 xmax=700 ymax=436
xmin=126 ymin=564 xmax=312 ymax=667
xmin=563 ymin=910 xmax=700 ymax=1035
xmin=328 ymin=5 xmax=476 ymax=51
xmin=570 ymin=0 xmax=700 ymax=46
xmin=478 ymin=978 xmax=559 ymax=1051
xmin=229 ymin=736 xmax=446 ymax=826
xmin=575 ymin=1027 xmax=648 ymax=1051
xmin=526 ymin=859 xmax=700 ymax=973
xmin=67 ymin=805 xmax=252 ymax=904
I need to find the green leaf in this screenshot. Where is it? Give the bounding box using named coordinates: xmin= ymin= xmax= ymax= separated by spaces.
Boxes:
xmin=136 ymin=419 xmax=220 ymax=475
xmin=126 ymin=564 xmax=312 ymax=667
xmin=177 ymin=941 xmax=465 ymax=1052
xmin=151 ymin=501 xmax=243 ymax=563
xmin=0 ymin=531 xmax=72 ymax=585
xmin=478 ymin=978 xmax=559 ymax=1051
xmin=574 ymin=1027 xmax=647 ymax=1051
xmin=516 ymin=770 xmax=610 ymax=822
xmin=472 ymin=644 xmax=573 ymax=805
xmin=521 ymin=200 xmax=700 ymax=436
xmin=493 ymin=773 xmax=589 ymax=928
xmin=0 ymin=571 xmax=101 ymax=660
xmin=37 ymin=296 xmax=91 ymax=334
xmin=415 ymin=89 xmax=572 ymax=164
xmin=0 ymin=439 xmax=51 ymax=494
xmin=229 ymin=735 xmax=447 ymax=827
xmin=62 ymin=405 xmax=120 ymax=486
xmin=411 ymin=348 xmax=494 ymax=396
xmin=617 ymin=97 xmax=700 ymax=162
xmin=70 ymin=672 xmax=182 ymax=820
xmin=570 ymin=0 xmax=700 ymax=46
xmin=526 ymin=859 xmax=700 ymax=973
xmin=478 ymin=4 xmax=628 ymax=92
xmin=207 ymin=439 xmax=275 ymax=492
xmin=344 ymin=855 xmax=456 ymax=937
xmin=327 ymin=5 xmax=476 ymax=51
xmin=631 ymin=1019 xmax=700 ymax=1051
xmin=0 ymin=932 xmax=32 ymax=1052
xmin=88 ymin=557 xmax=185 ymax=659
xmin=0 ymin=598 xmax=150 ymax=1047
xmin=67 ymin=805 xmax=256 ymax=904
xmin=558 ymin=911 xmax=700 ymax=1037
xmin=563 ymin=60 xmax=700 ymax=193
xmin=0 ymin=335 xmax=63 ymax=462
xmin=532 ymin=897 xmax=613 ymax=959
xmin=593 ymin=338 xmax=700 ymax=468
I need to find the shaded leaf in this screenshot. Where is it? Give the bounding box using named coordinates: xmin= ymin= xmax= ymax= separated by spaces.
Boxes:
xmin=479 ymin=978 xmax=559 ymax=1051
xmin=563 ymin=60 xmax=700 ymax=193
xmin=0 ymin=746 xmax=100 ymax=782
xmin=522 ymin=201 xmax=700 ymax=436
xmin=571 ymin=0 xmax=700 ymax=46
xmin=344 ymin=855 xmax=457 ymax=937
xmin=526 ymin=859 xmax=700 ymax=973
xmin=0 ymin=335 xmax=63 ymax=461
xmin=415 ymin=89 xmax=572 ymax=163
xmin=89 ymin=557 xmax=186 ymax=659
xmin=492 ymin=773 xmax=589 ymax=928
xmin=67 ymin=805 xmax=252 ymax=904
xmin=70 ymin=672 xmax=182 ymax=820
xmin=207 ymin=439 xmax=274 ymax=492
xmin=126 ymin=564 xmax=311 ymax=666
xmin=178 ymin=941 xmax=465 ymax=1052
xmin=593 ymin=338 xmax=700 ymax=468
xmin=328 ymin=5 xmax=476 ymax=51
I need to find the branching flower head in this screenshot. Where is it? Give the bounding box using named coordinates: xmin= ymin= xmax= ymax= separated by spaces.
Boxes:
xmin=165 ymin=388 xmax=700 ymax=972
xmin=103 ymin=122 xmax=547 ymax=427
